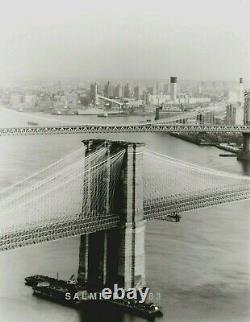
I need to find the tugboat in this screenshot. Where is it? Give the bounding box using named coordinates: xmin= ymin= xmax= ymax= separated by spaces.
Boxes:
xmin=165 ymin=212 xmax=181 ymax=222
xmin=27 ymin=121 xmax=39 ymax=126
xmin=25 ymin=274 xmax=48 ymax=286
xmin=97 ymin=112 xmax=108 ymax=117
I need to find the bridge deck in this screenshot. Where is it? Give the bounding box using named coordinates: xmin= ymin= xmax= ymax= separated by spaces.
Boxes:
xmin=0 ymin=215 xmax=121 ymax=252
xmin=0 ymin=124 xmax=250 ymax=136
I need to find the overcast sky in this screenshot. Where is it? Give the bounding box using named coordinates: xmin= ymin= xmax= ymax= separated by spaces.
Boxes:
xmin=0 ymin=0 xmax=249 ymax=82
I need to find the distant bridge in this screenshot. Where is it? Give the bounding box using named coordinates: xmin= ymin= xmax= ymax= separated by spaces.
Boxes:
xmin=1 ymin=124 xmax=250 ymax=136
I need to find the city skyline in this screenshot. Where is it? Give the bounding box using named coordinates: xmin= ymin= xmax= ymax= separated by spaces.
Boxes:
xmin=0 ymin=0 xmax=249 ymax=83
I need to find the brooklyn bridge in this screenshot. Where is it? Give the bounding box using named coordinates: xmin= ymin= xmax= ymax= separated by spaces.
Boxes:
xmin=0 ymin=133 xmax=250 ymax=289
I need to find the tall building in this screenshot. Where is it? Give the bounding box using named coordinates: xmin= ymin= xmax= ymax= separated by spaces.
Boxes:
xmin=146 ymin=94 xmax=170 ymax=105
xmin=134 ymin=85 xmax=141 ymax=100
xmin=170 ymin=77 xmax=177 ymax=101
xmin=145 ymin=92 xmax=151 ymax=106
xmin=123 ymin=83 xmax=131 ymax=98
xmin=226 ymin=103 xmax=244 ymax=125
xmin=239 ymin=77 xmax=244 ymax=105
xmin=65 ymin=92 xmax=79 ymax=108
xmin=197 ymin=111 xmax=215 ymax=125
xmin=156 ymin=82 xmax=159 ymax=95
xmin=243 ymin=91 xmax=250 ymax=125
xmin=113 ymin=84 xmax=122 ymax=98
xmin=163 ymin=83 xmax=169 ymax=95
xmin=90 ymin=82 xmax=98 ymax=105
xmin=104 ymin=81 xmax=113 ymax=98
xmin=147 ymin=86 xmax=154 ymax=95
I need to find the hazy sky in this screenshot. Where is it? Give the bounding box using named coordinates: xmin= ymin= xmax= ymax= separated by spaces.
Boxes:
xmin=0 ymin=0 xmax=249 ymax=82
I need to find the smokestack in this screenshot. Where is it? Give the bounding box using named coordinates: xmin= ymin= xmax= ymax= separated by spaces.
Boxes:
xmin=170 ymin=77 xmax=177 ymax=101
xmin=239 ymin=77 xmax=244 ymax=105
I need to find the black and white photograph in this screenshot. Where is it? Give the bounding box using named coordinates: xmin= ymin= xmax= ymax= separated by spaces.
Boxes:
xmin=0 ymin=0 xmax=249 ymax=321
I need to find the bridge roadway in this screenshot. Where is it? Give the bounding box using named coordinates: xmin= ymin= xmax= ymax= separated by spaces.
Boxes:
xmin=1 ymin=184 xmax=250 ymax=251
xmin=144 ymin=184 xmax=250 ymax=220
xmin=0 ymin=214 xmax=121 ymax=251
xmin=1 ymin=123 xmax=250 ymax=136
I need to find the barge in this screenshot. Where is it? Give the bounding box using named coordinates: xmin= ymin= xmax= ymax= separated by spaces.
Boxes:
xmin=106 ymin=298 xmax=163 ymax=319
xmin=25 ymin=275 xmax=163 ymax=319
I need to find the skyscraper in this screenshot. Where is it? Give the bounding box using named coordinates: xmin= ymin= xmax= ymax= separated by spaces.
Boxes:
xmin=239 ymin=77 xmax=244 ymax=105
xmin=244 ymin=91 xmax=250 ymax=125
xmin=156 ymin=81 xmax=159 ymax=95
xmin=163 ymin=83 xmax=169 ymax=95
xmin=226 ymin=103 xmax=243 ymax=125
xmin=90 ymin=82 xmax=98 ymax=105
xmin=197 ymin=111 xmax=215 ymax=125
xmin=113 ymin=84 xmax=122 ymax=98
xmin=134 ymin=85 xmax=141 ymax=100
xmin=123 ymin=83 xmax=131 ymax=98
xmin=147 ymin=86 xmax=154 ymax=95
xmin=104 ymin=81 xmax=113 ymax=98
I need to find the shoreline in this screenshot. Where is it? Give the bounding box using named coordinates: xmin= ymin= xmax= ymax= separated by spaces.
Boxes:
xmin=170 ymin=133 xmax=240 ymax=154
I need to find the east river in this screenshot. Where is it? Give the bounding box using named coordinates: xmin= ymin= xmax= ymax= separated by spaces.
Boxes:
xmin=0 ymin=106 xmax=249 ymax=322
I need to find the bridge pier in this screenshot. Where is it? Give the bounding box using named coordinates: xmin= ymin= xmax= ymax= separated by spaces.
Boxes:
xmin=237 ymin=132 xmax=250 ymax=160
xmin=78 ymin=140 xmax=145 ymax=291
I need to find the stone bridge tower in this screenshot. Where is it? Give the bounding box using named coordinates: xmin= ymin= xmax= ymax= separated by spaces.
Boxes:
xmin=78 ymin=139 xmax=145 ymax=291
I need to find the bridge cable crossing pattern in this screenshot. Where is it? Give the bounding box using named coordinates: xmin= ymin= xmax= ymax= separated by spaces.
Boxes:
xmin=0 ymin=146 xmax=250 ymax=251
xmin=0 ymin=146 xmax=125 ymax=250
xmin=143 ymin=150 xmax=250 ymax=220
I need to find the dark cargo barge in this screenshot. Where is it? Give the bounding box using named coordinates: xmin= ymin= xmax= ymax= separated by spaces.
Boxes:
xmin=25 ymin=275 xmax=163 ymax=320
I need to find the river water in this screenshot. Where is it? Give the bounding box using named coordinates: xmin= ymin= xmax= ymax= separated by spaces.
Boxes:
xmin=0 ymin=106 xmax=249 ymax=322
